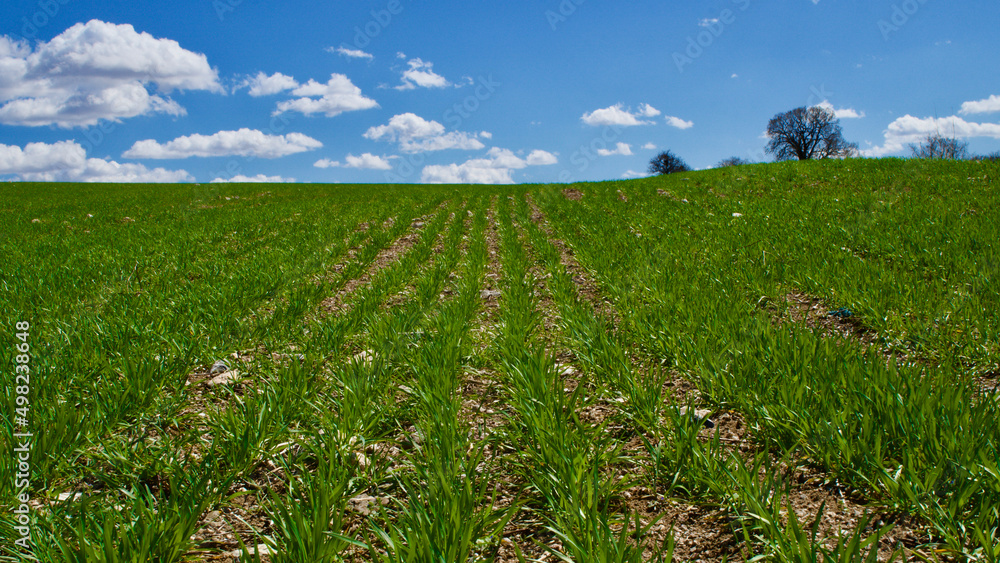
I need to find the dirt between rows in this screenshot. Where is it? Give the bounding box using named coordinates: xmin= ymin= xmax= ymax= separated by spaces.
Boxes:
xmin=513 ymin=196 xmax=927 ymax=561
xmin=126 ymin=196 xmax=933 ymax=561
xmin=319 ymin=213 xmax=435 ymax=317
xmin=525 ymin=195 xmax=620 ymax=326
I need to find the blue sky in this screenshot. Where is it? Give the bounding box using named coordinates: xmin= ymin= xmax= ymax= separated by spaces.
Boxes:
xmin=1 ymin=0 xmax=998 ymax=184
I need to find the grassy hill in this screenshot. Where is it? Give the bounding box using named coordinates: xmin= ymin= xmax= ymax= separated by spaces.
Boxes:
xmin=2 ymin=158 xmax=998 ymax=561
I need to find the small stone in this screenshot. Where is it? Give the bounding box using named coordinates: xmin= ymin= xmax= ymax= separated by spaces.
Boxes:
xmin=210 ymin=360 xmax=230 ymax=374
xmin=203 ymin=511 xmax=225 ymax=528
xmin=347 ymin=494 xmax=390 ymax=516
xmin=226 ymin=544 xmax=273 ymax=558
xmin=354 ymin=452 xmax=370 ymax=469
xmin=352 ymin=350 xmax=375 ymax=364
xmin=206 ymin=370 xmax=240 ymax=387
xmin=480 ymin=289 xmax=501 ymax=300
xmin=555 ymin=364 xmax=578 ymax=376
xmin=678 ymin=407 xmax=715 ymax=428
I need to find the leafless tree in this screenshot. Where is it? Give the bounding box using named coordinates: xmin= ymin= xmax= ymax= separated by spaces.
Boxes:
xmin=648 ymin=150 xmax=691 ymax=175
xmin=909 ymin=133 xmax=970 ymax=160
xmin=717 ymin=156 xmax=752 ymax=168
xmin=765 ymin=106 xmax=859 ymax=161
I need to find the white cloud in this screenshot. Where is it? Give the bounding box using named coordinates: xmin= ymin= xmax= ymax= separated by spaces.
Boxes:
xmin=731 ymin=73 xmax=739 ymax=79
xmin=123 ymin=129 xmax=322 ymax=159
xmin=0 ymin=140 xmax=191 ymax=182
xmin=396 ymin=58 xmax=450 ymax=90
xmin=240 ymin=71 xmax=298 ymax=97
xmin=211 ymin=174 xmax=294 ymax=183
xmin=421 ymin=147 xmax=556 ymax=184
xmin=581 ymin=103 xmax=660 ymax=127
xmin=642 ymin=143 xmax=658 ymax=150
xmin=622 ymin=170 xmax=652 ymax=179
xmin=699 ymin=18 xmax=720 ymax=27
xmin=665 ymin=115 xmax=695 ymax=129
xmin=864 ymin=114 xmax=1000 ymax=157
xmin=364 ymin=113 xmax=484 ymax=153
xmin=816 ymin=100 xmax=865 ymax=119
xmin=597 ymin=142 xmax=633 ymax=157
xmin=330 ymin=47 xmax=374 ymax=60
xmin=526 ymin=149 xmax=558 ymax=165
xmin=314 ymin=153 xmax=393 ymax=170
xmin=0 ymin=140 xmax=85 ymax=173
xmin=639 ymin=104 xmax=661 ymax=117
xmin=402 ymin=132 xmax=485 ymax=152
xmin=365 ymin=112 xmax=444 ymax=141
xmin=0 ymin=20 xmax=221 ymax=128
xmin=274 ymin=74 xmax=378 ymax=117
xmin=960 ymin=94 xmax=1000 ymax=115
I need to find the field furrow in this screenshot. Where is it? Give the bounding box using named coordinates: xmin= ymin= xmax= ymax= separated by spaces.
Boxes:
xmin=3 ymin=160 xmax=999 ymax=562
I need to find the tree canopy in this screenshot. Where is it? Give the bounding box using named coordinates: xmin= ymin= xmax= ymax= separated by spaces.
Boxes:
xmin=765 ymin=106 xmax=858 ymax=161
xmin=648 ymin=150 xmax=690 ymax=175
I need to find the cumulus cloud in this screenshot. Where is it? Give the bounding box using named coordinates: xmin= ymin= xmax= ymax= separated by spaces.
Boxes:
xmin=622 ymin=170 xmax=652 ymax=179
xmin=240 ymin=71 xmax=298 ymax=97
xmin=642 ymin=143 xmax=658 ymax=150
xmin=596 ymin=142 xmax=633 ymax=157
xmin=313 ymin=158 xmax=339 ymax=168
xmin=816 ymin=100 xmax=865 ymax=119
xmin=365 ymin=112 xmax=444 ymax=141
xmin=526 ymin=149 xmax=558 ymax=165
xmin=665 ymin=115 xmax=695 ymax=129
xmin=314 ymin=153 xmax=394 ymax=170
xmin=330 ymin=47 xmax=374 ymax=60
xmin=123 ymin=129 xmax=322 ymax=159
xmin=421 ymin=147 xmax=557 ymax=184
xmin=274 ymin=74 xmax=378 ymax=117
xmin=639 ymin=104 xmax=661 ymax=117
xmin=0 ymin=140 xmax=191 ymax=182
xmin=396 ymin=58 xmax=450 ymax=90
xmin=364 ymin=113 xmax=485 ymax=153
xmin=211 ymin=174 xmax=294 ymax=183
xmin=0 ymin=20 xmax=221 ymax=128
xmin=342 ymin=153 xmax=394 ymax=169
xmin=960 ymin=94 xmax=1000 ymax=115
xmin=864 ymin=114 xmax=1000 ymax=157
xmin=581 ymin=103 xmax=661 ymax=127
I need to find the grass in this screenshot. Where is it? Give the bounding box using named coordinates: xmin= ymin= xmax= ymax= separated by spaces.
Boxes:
xmin=1 ymin=158 xmax=998 ymax=561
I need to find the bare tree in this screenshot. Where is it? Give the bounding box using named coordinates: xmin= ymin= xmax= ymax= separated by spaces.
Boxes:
xmin=717 ymin=156 xmax=752 ymax=168
xmin=765 ymin=106 xmax=859 ymax=161
xmin=648 ymin=150 xmax=691 ymax=175
xmin=909 ymin=133 xmax=969 ymax=160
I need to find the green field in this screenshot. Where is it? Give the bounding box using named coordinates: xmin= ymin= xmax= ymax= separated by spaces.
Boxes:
xmin=2 ymin=158 xmax=998 ymax=562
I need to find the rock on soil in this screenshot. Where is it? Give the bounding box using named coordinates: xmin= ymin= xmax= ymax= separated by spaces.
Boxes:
xmin=678 ymin=406 xmax=715 ymax=428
